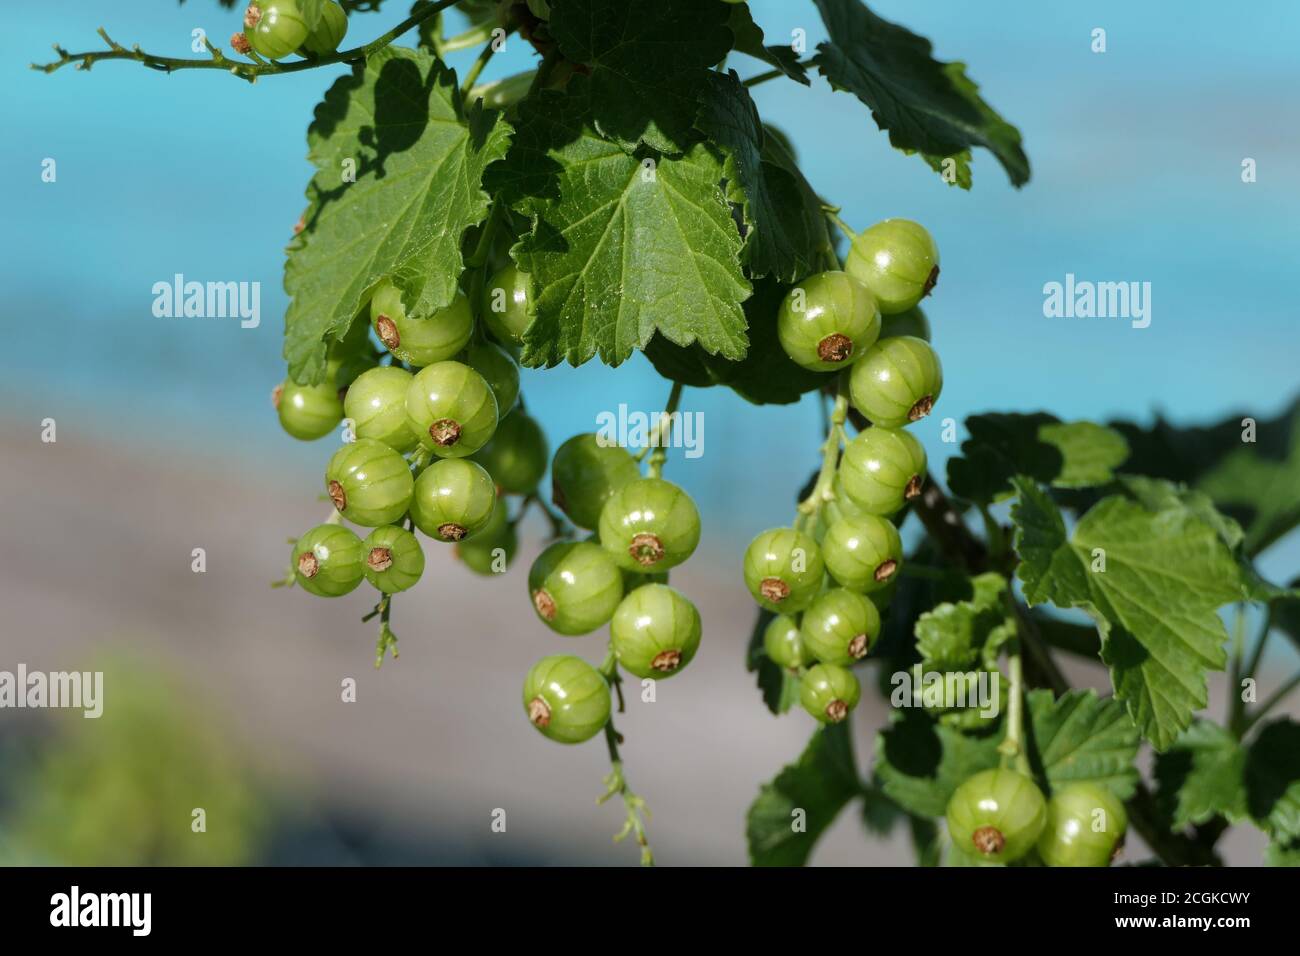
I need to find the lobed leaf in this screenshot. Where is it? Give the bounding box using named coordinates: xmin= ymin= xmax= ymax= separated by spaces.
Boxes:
xmin=1025 ymin=689 xmax=1141 ymax=799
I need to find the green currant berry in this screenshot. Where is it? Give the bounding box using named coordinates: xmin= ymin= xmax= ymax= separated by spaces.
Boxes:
xmin=463 ymin=341 xmax=520 ymax=416
xmin=370 ymin=283 xmax=473 ymax=368
xmin=481 ymin=264 xmax=532 ymax=345
xmin=523 ymin=655 xmax=610 ymax=744
xmin=405 ymin=360 xmax=499 ymax=457
xmin=845 ymin=218 xmax=940 ymax=314
xmin=551 ymin=433 xmax=640 ymax=530
xmin=777 ymin=271 xmax=881 ymax=371
xmin=743 ymin=527 xmax=824 ymax=613
xmin=945 ymin=768 xmax=1047 ymax=864
xmin=848 ymin=335 xmax=944 ymax=428
xmin=880 ymin=305 xmax=931 ymax=343
xmin=763 ymin=614 xmax=809 ymax=669
xmin=298 ymin=0 xmax=347 ymax=56
xmin=610 ymin=584 xmax=702 ymax=680
xmin=343 ymin=366 xmax=419 ymax=453
xmin=410 ymin=457 xmax=496 ymax=542
xmin=292 ymin=523 xmax=364 ymax=597
xmin=275 ymin=377 xmax=343 ymax=441
xmin=325 ymin=438 xmax=414 ymax=527
xmin=800 ymin=663 xmax=861 ymax=724
xmin=455 ymin=497 xmax=517 ymax=574
xmin=801 ymin=587 xmax=881 ymax=665
xmin=245 ymin=0 xmax=309 ymax=59
xmin=821 ymin=514 xmax=903 ymax=592
xmin=361 ymin=525 xmax=425 ymax=593
xmin=839 ymin=426 xmax=928 ymax=516
xmin=1036 ymin=783 xmax=1127 ymax=867
xmin=472 ymin=411 xmax=548 ymax=494
xmin=598 ymin=477 xmax=701 ymax=572
xmin=528 ymin=541 xmax=623 ymax=636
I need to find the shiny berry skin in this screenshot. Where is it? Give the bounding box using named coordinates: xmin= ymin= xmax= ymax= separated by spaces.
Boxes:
xmin=945 ymin=768 xmax=1048 ymax=864
xmin=821 ymin=514 xmax=903 ymax=592
xmin=839 ymin=426 xmax=928 ymax=517
xmin=472 ymin=411 xmax=548 ymax=494
xmin=299 ymin=0 xmax=347 ymax=56
xmin=523 ymin=655 xmax=610 ymax=745
xmin=245 ymin=0 xmax=309 ymax=59
xmin=551 ymin=433 xmax=640 ymax=530
xmin=275 ymin=377 xmax=343 ymax=441
xmin=455 ymin=496 xmax=517 ymax=574
xmin=292 ymin=523 xmax=364 ymax=597
xmin=598 ymin=477 xmax=701 ymax=572
xmin=777 ymin=271 xmax=881 ymax=371
xmin=880 ymin=305 xmax=931 ymax=343
xmin=800 ymin=663 xmax=861 ymax=724
xmin=361 ymin=525 xmax=425 ymax=593
xmin=410 ymin=457 xmax=496 ymax=542
xmin=763 ymin=614 xmax=809 ymax=669
xmin=801 ymin=588 xmax=881 ymax=665
xmin=1036 ymin=783 xmax=1127 ymax=867
xmin=610 ymin=584 xmax=702 ymax=680
xmin=325 ymin=438 xmax=414 ymax=527
xmin=845 ymin=218 xmax=939 ymax=314
xmin=848 ymin=335 xmax=944 ymax=428
xmin=370 ymin=283 xmax=473 ymax=368
xmin=743 ymin=527 xmax=824 ymax=613
xmin=463 ymin=341 xmax=520 ymax=416
xmin=343 ymin=366 xmax=419 ymax=453
xmin=481 ymin=264 xmax=532 ymax=345
xmin=405 ymin=360 xmax=499 ymax=457
xmin=528 ymin=541 xmax=623 ymax=636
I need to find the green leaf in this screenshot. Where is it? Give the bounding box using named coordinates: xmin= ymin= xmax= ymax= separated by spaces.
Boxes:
xmin=914 ymin=572 xmax=1010 ymax=672
xmin=1117 ymin=475 xmax=1245 ymax=552
xmin=727 ymin=3 xmax=810 ymax=86
xmin=1011 ymin=478 xmax=1243 ymax=750
xmin=860 ymin=785 xmax=902 ymax=837
xmin=810 ymin=0 xmax=1030 ymax=187
xmin=1153 ymin=720 xmax=1248 ymax=830
xmin=1267 ymin=838 xmax=1300 ymax=866
xmin=284 ymin=48 xmax=511 ymax=383
xmin=873 ymin=709 xmax=1000 ymax=817
xmin=547 ymin=0 xmax=732 ymax=154
xmin=745 ymin=608 xmax=800 ymax=715
xmin=1025 ymin=689 xmax=1141 ymax=799
xmin=747 ymin=723 xmax=860 ymax=866
xmin=1244 ymin=719 xmax=1300 ymax=841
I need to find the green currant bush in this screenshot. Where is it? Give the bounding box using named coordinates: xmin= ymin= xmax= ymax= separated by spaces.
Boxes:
xmin=480 ymin=264 xmax=532 ymax=345
xmin=298 ymin=0 xmax=347 ymax=56
xmin=292 ymin=523 xmax=364 ymax=597
xmin=551 ymin=433 xmax=640 ymax=530
xmin=743 ymin=527 xmax=825 ymax=613
xmin=324 ymin=438 xmax=414 ymax=527
xmin=610 ymin=584 xmax=702 ymax=679
xmin=523 ymin=655 xmax=610 ymax=745
xmin=275 ymin=377 xmax=343 ymax=441
xmin=800 ymin=663 xmax=861 ymax=724
xmin=763 ymin=614 xmax=809 ymax=669
xmin=405 ymin=360 xmax=499 ymax=457
xmin=800 ymin=587 xmax=881 ymax=665
xmin=245 ymin=0 xmax=308 ymax=59
xmin=361 ymin=525 xmax=425 ymax=593
xmin=1036 ymin=783 xmax=1127 ymax=867
xmin=472 ymin=411 xmax=548 ymax=494
xmin=410 ymin=457 xmax=496 ymax=542
xmin=528 ymin=541 xmax=623 ymax=636
xmin=839 ymin=426 xmax=928 ymax=517
xmin=463 ymin=341 xmax=520 ymax=416
xmin=821 ymin=514 xmax=903 ymax=592
xmin=945 ymin=769 xmax=1048 ymax=864
xmin=370 ymin=282 xmax=473 ymax=368
xmin=343 ymin=366 xmax=418 ymax=453
xmin=598 ymin=477 xmax=701 ymax=572
xmin=848 ymin=335 xmax=944 ymax=428
xmin=776 ymin=271 xmax=881 ymax=371
xmin=880 ymin=305 xmax=931 ymax=343
xmin=455 ymin=496 xmax=517 ymax=574
xmin=845 ymin=218 xmax=940 ymax=314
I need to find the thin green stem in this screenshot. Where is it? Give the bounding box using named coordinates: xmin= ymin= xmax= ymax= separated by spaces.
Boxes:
xmin=794 ymin=386 xmax=849 ymax=533
xmin=742 ymin=58 xmax=816 ymax=88
xmin=1241 ymin=607 xmax=1275 ymax=685
xmin=997 ymin=639 xmax=1032 ymax=776
xmin=824 ymin=209 xmax=858 ymax=243
xmin=374 ymin=594 xmax=399 ymax=668
xmin=1242 ymin=670 xmax=1300 ymax=735
xmin=439 ymin=21 xmax=498 ymax=55
xmin=597 ymin=651 xmax=654 ymax=866
xmin=460 ymin=33 xmax=505 ymax=96
xmin=1226 ymin=604 xmax=1247 ymax=730
xmin=523 ymin=492 xmax=573 ymax=541
xmin=640 ymin=382 xmax=684 ymax=478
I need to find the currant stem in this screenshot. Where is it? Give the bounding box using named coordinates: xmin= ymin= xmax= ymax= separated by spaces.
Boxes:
xmin=794 ymin=386 xmax=848 ymax=533
xmin=374 ymin=595 xmax=399 ymax=668
xmin=641 ymin=381 xmax=684 ymax=478
xmin=823 ymin=209 xmax=858 ymax=243
xmin=597 ymin=650 xmax=653 ymax=865
xmin=1241 ymin=669 xmax=1300 ymax=735
xmin=996 ymin=639 xmax=1032 ymax=776
xmin=742 ymin=58 xmax=816 ymax=88
xmin=1233 ymin=606 xmax=1275 ymax=735
xmin=438 ymin=20 xmax=499 ymax=55
xmin=522 ymin=492 xmax=573 ymax=541
xmin=460 ymin=32 xmax=507 ymax=96
xmin=1226 ymin=603 xmax=1247 ymax=730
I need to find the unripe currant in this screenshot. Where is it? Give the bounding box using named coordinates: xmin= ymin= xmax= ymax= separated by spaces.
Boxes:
xmin=743 ymin=527 xmax=824 ymax=613
xmin=880 ymin=305 xmax=931 ymax=343
xmin=292 ymin=523 xmax=365 ymax=597
xmin=370 ymin=283 xmax=473 ymax=368
xmin=801 ymin=587 xmax=881 ymax=665
xmin=1036 ymin=783 xmax=1128 ymax=867
xmin=821 ymin=514 xmax=903 ymax=592
xmin=800 ymin=663 xmax=861 ymax=724
xmin=523 ymin=655 xmax=611 ymax=745
xmin=528 ymin=541 xmax=624 ymax=636
xmin=845 ymin=218 xmax=940 ymax=314
xmin=945 ymin=768 xmax=1047 ymax=864
xmin=763 ymin=614 xmax=810 ymax=669
xmin=839 ymin=426 xmax=928 ymax=516
xmin=455 ymin=496 xmax=517 ymax=574
xmin=777 ymin=271 xmax=881 ymax=371
xmin=610 ymin=584 xmax=702 ymax=680
xmin=324 ymin=438 xmax=414 ymax=527
xmin=245 ymin=0 xmax=309 ymax=60
xmin=275 ymin=377 xmax=343 ymax=441
xmin=848 ymin=335 xmax=944 ymax=428
xmin=472 ymin=411 xmax=548 ymax=494
xmin=463 ymin=341 xmax=520 ymax=416
xmin=598 ymin=477 xmax=701 ymax=572
xmin=405 ymin=360 xmax=499 ymax=456
xmin=299 ymin=0 xmax=347 ymax=56
xmin=344 ymin=366 xmax=419 ymax=453
xmin=551 ymin=433 xmax=640 ymax=530
xmin=410 ymin=457 xmax=497 ymax=542
xmin=361 ymin=525 xmax=425 ymax=593
xmin=481 ymin=264 xmax=533 ymax=345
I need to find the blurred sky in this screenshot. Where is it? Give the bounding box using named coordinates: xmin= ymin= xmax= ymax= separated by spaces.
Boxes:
xmin=3 ymin=0 xmax=1298 ymax=573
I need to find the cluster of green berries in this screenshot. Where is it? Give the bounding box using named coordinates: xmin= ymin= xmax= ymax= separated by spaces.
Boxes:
xmin=945 ymin=769 xmax=1128 ymax=867
xmin=236 ymin=1 xmax=348 ymax=60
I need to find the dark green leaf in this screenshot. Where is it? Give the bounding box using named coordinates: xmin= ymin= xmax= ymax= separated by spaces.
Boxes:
xmin=873 ymin=709 xmax=1000 ymax=817
xmin=1244 ymin=719 xmax=1300 ymax=841
xmin=1025 ymin=689 xmax=1141 ymax=799
xmin=914 ymin=571 xmax=1009 ymax=672
xmin=727 ymin=2 xmax=810 ymax=86
xmin=1153 ymin=720 xmax=1247 ymax=830
xmin=745 ymin=608 xmax=800 ymax=715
